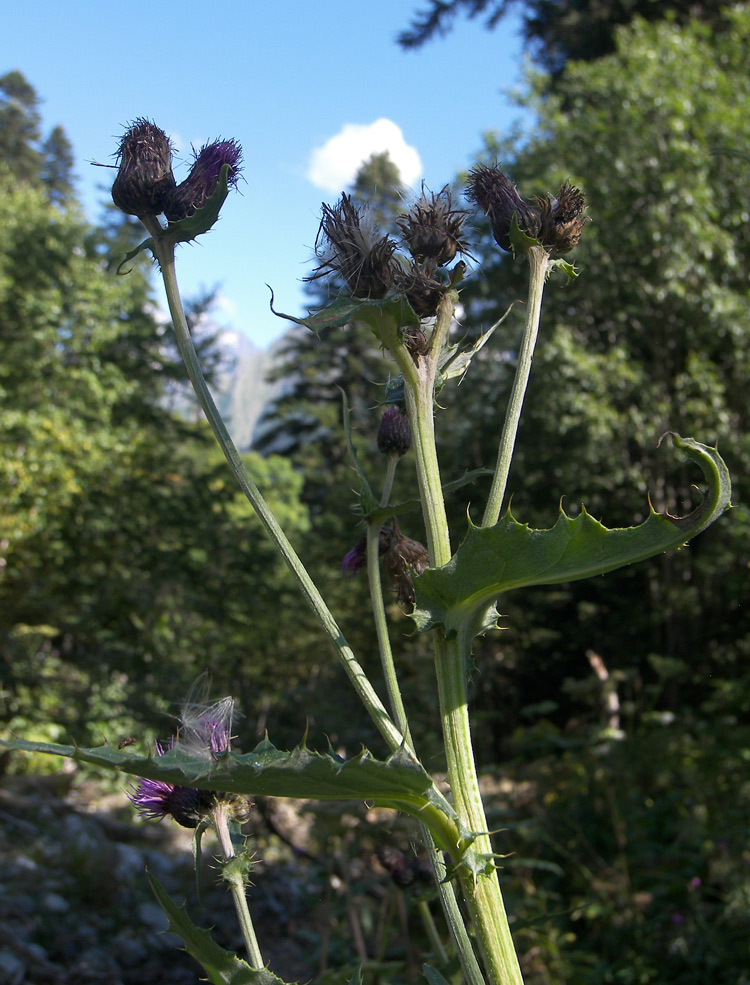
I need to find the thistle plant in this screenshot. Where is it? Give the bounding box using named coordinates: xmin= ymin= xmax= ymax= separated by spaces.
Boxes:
xmin=1 ymin=121 xmax=731 ymax=985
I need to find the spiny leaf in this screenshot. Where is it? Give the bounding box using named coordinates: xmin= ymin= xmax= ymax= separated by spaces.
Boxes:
xmin=116 ymin=164 xmax=233 ymax=273
xmin=0 ymin=735 xmax=464 ymax=854
xmin=147 ymin=872 xmax=285 ymax=985
xmin=270 ymin=293 xmax=419 ymax=344
xmin=161 ymin=163 xmax=232 ymax=246
xmin=412 ymin=435 xmax=731 ymax=643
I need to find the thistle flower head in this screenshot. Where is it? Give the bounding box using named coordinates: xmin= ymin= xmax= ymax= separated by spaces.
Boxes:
xmin=466 ymin=165 xmax=540 ymax=253
xmin=309 ymin=194 xmax=398 ymax=299
xmin=165 ymin=139 xmax=243 ymax=223
xmin=384 ymin=528 xmax=430 ymax=607
xmin=127 ymin=740 xmax=214 ymax=828
xmin=395 ymin=263 xmax=447 ymax=320
xmin=111 ymin=118 xmax=176 ymax=218
xmin=377 ymin=406 xmax=412 ymax=458
xmin=467 ymin=165 xmax=587 ymax=257
xmin=341 ymin=534 xmax=368 ymax=576
xmin=397 ymin=186 xmax=470 ymax=267
xmin=128 ymin=691 xmax=249 ymax=828
xmin=535 ymin=181 xmax=588 ymax=256
xmin=341 ymin=529 xmax=391 ymax=576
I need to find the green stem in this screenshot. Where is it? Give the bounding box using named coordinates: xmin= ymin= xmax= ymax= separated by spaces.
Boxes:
xmin=212 ymin=803 xmax=264 ymax=968
xmin=367 ymin=456 xmax=413 ymax=749
xmin=482 ymin=246 xmax=549 ymax=527
xmin=394 ymin=292 xmax=523 ymax=985
xmin=395 ymin=293 xmax=455 ymax=567
xmin=422 ymin=829 xmax=486 ymax=985
xmin=435 ymin=636 xmax=523 ymax=985
xmin=148 ymin=232 xmax=405 ymax=755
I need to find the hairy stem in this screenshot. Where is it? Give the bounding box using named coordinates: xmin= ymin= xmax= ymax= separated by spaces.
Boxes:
xmin=212 ymin=803 xmax=264 ymax=968
xmin=482 ymin=246 xmax=549 ymax=527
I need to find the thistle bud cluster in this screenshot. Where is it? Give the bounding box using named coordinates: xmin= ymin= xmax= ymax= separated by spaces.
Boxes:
xmin=112 ymin=119 xmax=242 ymax=226
xmin=467 ymin=165 xmax=586 ymax=256
xmin=309 ymin=185 xmax=469 ymax=321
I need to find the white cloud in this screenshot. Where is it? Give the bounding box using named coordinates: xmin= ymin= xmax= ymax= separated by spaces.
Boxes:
xmin=307 ymin=118 xmax=422 ymax=193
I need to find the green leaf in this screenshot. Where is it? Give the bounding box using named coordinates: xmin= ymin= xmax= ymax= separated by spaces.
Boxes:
xmin=548 ymin=257 xmax=579 ymax=281
xmin=116 ymin=236 xmax=154 ymax=274
xmin=0 ymin=735 xmax=465 ymax=854
xmin=115 ymin=164 xmax=233 ymax=273
xmin=508 ymin=212 xmax=541 ymax=254
xmin=271 ymin=293 xmax=420 ymax=347
xmin=423 ymin=965 xmax=453 ymax=985
xmin=147 ymin=872 xmax=285 ymax=985
xmin=412 ymin=435 xmax=731 ymax=642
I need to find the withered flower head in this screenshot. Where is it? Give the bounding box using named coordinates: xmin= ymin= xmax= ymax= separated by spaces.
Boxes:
xmin=384 ymin=528 xmax=430 ymax=607
xmin=392 ymin=262 xmax=445 ymax=320
xmin=466 ymin=165 xmax=540 ymax=252
xmin=165 ymin=139 xmax=243 ymax=223
xmin=397 ymin=186 xmax=470 ymax=267
xmin=377 ymin=406 xmax=412 ymax=458
xmin=308 ymin=194 xmax=398 ymax=299
xmin=535 ymin=181 xmax=587 ymax=256
xmin=112 ymin=119 xmax=176 ymax=218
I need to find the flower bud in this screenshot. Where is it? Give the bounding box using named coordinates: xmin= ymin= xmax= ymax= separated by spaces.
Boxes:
xmin=112 ymin=119 xmax=176 ymax=218
xmin=377 ymin=407 xmax=412 ymax=457
xmin=466 ymin=165 xmax=540 ymax=252
xmin=164 ymin=139 xmax=243 ymax=223
xmin=397 ymin=186 xmax=469 ymax=267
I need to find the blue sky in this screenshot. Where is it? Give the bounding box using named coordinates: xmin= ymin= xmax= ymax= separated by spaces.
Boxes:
xmin=6 ymin=0 xmax=526 ymax=348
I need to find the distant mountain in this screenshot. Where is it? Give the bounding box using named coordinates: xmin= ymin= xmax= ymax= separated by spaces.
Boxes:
xmin=212 ymin=330 xmax=279 ymax=451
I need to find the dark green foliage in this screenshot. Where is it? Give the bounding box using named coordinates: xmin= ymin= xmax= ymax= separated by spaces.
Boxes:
xmin=0 ymin=75 xmax=310 ymax=751
xmin=399 ymin=0 xmax=730 ymax=75
xmin=441 ymin=10 xmax=750 ymax=746
xmin=485 ymin=719 xmax=750 ymax=983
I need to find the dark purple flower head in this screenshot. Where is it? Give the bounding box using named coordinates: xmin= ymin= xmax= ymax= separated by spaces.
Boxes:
xmin=341 ymin=534 xmax=368 ymax=576
xmin=377 ymin=407 xmax=412 ymax=458
xmin=535 ymin=181 xmax=587 ymax=256
xmin=384 ymin=528 xmax=430 ymax=607
xmin=466 ymin=165 xmax=540 ymax=253
xmin=467 ymin=165 xmax=587 ymax=257
xmin=111 ymin=119 xmax=177 ymax=218
xmin=127 ymin=741 xmax=213 ymax=828
xmin=165 ymin=139 xmax=243 ymax=223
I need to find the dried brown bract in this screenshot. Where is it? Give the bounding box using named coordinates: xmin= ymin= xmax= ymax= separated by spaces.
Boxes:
xmin=397 ymin=185 xmax=470 ymax=267
xmin=308 ymin=194 xmax=398 ymax=299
